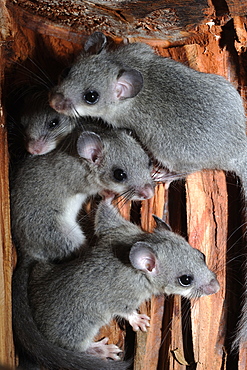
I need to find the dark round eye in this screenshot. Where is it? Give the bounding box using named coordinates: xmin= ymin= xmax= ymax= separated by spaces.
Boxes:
xmin=178 ymin=275 xmax=193 ymax=287
xmin=47 ymin=118 xmax=60 ymax=130
xmin=125 ymin=129 xmax=134 ymax=137
xmin=83 ymin=90 xmax=99 ymax=104
xmin=148 ymin=158 xmax=153 ymax=167
xmin=113 ymin=168 xmax=127 ymax=182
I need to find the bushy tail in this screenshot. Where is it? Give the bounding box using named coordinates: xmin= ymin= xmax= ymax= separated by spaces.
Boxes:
xmin=230 ymin=156 xmax=247 ymax=349
xmin=12 ymin=259 xmax=129 ymax=370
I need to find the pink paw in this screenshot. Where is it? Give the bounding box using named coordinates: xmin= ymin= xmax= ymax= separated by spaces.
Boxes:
xmin=152 ymin=167 xmax=182 ymax=188
xmin=87 ymin=337 xmax=122 ymax=361
xmin=127 ymin=311 xmax=150 ymax=332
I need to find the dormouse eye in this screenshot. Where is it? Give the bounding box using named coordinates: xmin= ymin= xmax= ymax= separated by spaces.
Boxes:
xmin=125 ymin=129 xmax=134 ymax=136
xmin=83 ymin=90 xmax=99 ymax=104
xmin=113 ymin=168 xmax=127 ymax=182
xmin=178 ymin=275 xmax=193 ymax=287
xmin=47 ymin=118 xmax=60 ymax=130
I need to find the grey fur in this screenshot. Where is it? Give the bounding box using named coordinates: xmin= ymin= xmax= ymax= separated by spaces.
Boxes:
xmin=22 ymin=104 xmax=76 ymax=155
xmin=49 ymin=32 xmax=247 ymax=347
xmin=49 ymin=32 xmax=246 ymax=179
xmin=12 ymin=257 xmax=129 ymax=370
xmin=20 ymin=97 xmax=77 ymax=155
xmin=10 ymin=122 xmax=154 ymax=262
xmin=25 ymin=199 xmax=219 ymax=368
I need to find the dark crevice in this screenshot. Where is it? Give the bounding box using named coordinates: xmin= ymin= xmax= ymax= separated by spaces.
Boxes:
xmin=211 ymin=0 xmax=230 ymax=18
xmin=225 ymin=174 xmax=244 ymax=369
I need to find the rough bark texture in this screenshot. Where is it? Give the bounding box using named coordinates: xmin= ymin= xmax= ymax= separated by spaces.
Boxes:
xmin=6 ymin=0 xmax=211 ymax=44
xmin=1 ymin=0 xmax=247 ymax=369
xmin=0 ymin=4 xmax=16 ymax=366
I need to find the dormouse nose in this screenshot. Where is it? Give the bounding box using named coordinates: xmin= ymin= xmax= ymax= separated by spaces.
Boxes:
xmin=202 ymin=278 xmax=220 ymax=295
xmin=137 ymin=183 xmax=155 ymax=200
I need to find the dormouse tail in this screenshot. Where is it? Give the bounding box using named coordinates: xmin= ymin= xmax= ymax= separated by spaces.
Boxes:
xmin=229 ymin=155 xmax=247 ymax=349
xmin=12 ymin=259 xmax=129 ymax=370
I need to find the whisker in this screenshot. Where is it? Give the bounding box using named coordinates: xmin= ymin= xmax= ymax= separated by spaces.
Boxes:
xmin=26 ymin=57 xmax=55 ymax=87
xmin=71 ymin=105 xmax=81 ymax=120
xmin=115 ymin=189 xmax=137 ymax=205
xmin=6 ymin=58 xmax=54 ymax=90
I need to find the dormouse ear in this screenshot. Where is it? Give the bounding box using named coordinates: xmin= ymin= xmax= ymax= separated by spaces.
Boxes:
xmin=77 ymin=131 xmax=104 ymax=163
xmin=84 ymin=32 xmax=108 ymax=55
xmin=129 ymin=242 xmax=157 ymax=274
xmin=152 ymin=215 xmax=172 ymax=231
xmin=115 ymin=69 xmax=143 ymax=100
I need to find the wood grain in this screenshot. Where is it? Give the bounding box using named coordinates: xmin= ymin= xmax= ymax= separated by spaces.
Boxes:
xmin=6 ymin=0 xmax=212 ymax=43
xmin=0 ymin=45 xmax=16 ymax=367
xmin=186 ymin=171 xmax=227 ymax=369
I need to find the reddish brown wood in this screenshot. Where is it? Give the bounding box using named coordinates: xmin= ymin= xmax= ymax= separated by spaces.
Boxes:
xmin=141 ymin=295 xmax=166 ymax=370
xmin=0 ymin=44 xmax=16 ymax=368
xmin=226 ymin=0 xmax=247 ymax=16
xmin=186 ymin=171 xmax=228 ymax=369
xmin=0 ymin=0 xmax=13 ymax=41
xmin=168 ymin=296 xmax=187 ymax=370
xmin=6 ymin=0 xmax=213 ymax=43
xmin=0 ymin=116 xmax=16 ymax=369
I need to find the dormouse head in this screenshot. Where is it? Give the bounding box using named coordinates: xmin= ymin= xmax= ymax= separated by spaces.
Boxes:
xmin=129 ymin=216 xmax=220 ymax=299
xmin=94 ymin=199 xmax=219 ymax=300
xmin=21 ymin=104 xmax=76 ymax=155
xmin=49 ymin=33 xmax=143 ymax=118
xmin=76 ymin=129 xmax=155 ymax=201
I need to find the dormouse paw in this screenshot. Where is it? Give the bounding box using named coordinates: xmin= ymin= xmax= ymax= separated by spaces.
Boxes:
xmin=87 ymin=337 xmax=122 ymax=361
xmin=127 ymin=311 xmax=150 ymax=332
xmin=152 ymin=167 xmax=183 ymax=188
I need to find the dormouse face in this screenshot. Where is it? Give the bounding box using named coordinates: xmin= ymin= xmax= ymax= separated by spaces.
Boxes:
xmin=49 ymin=54 xmax=143 ymax=120
xmin=94 ymin=198 xmax=219 ymax=301
xmin=129 ymin=231 xmax=219 ymax=299
xmin=22 ymin=106 xmax=76 ymax=155
xmin=76 ymin=129 xmax=155 ymax=201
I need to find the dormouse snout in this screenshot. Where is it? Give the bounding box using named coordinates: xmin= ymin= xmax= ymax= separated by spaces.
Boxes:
xmin=202 ymin=277 xmax=220 ymax=296
xmin=27 ymin=138 xmax=56 ymax=156
xmin=137 ymin=183 xmax=155 ymax=200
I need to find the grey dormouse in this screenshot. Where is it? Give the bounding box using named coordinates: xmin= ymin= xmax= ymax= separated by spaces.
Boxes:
xmin=50 ymin=32 xmax=246 ymax=182
xmin=13 ymin=197 xmax=219 ymax=369
xmin=20 ymin=102 xmax=77 ymax=155
xmin=10 ymin=121 xmax=155 ymax=262
xmin=49 ymin=32 xmax=247 ymax=346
